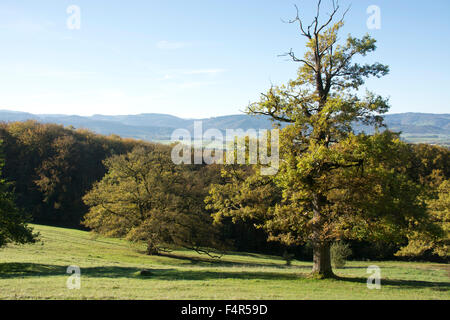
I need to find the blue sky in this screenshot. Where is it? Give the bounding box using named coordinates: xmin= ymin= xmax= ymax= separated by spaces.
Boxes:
xmin=0 ymin=0 xmax=449 ymax=118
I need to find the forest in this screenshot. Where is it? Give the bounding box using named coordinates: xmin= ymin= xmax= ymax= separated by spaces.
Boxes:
xmin=0 ymin=120 xmax=448 ymax=266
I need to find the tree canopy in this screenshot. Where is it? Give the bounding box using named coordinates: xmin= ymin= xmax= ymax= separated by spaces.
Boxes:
xmin=83 ymin=146 xmax=224 ymax=256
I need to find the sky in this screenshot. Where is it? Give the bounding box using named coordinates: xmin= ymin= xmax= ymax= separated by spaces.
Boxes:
xmin=0 ymin=0 xmax=449 ymax=118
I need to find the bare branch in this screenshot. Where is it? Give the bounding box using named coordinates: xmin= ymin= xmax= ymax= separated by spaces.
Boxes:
xmin=313 ymin=0 xmax=323 ymax=34
xmin=249 ymin=109 xmax=295 ymax=123
xmin=281 ymin=4 xmax=312 ymax=39
xmin=279 ymin=49 xmax=317 ymax=71
xmin=316 ymin=0 xmax=340 ymax=35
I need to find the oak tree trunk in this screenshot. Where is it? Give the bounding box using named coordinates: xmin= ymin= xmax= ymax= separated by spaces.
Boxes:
xmin=311 ymin=193 xmax=334 ymax=278
xmin=146 ymin=240 xmax=159 ymax=255
xmin=312 ymin=242 xmax=334 ymax=278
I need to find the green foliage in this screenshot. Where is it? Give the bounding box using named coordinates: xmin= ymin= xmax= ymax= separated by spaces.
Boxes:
xmin=0 ymin=121 xmax=261 ymax=255
xmin=83 ymin=146 xmax=224 ymax=255
xmin=0 ymin=182 xmax=38 ymax=248
xmin=0 ymin=121 xmax=141 ymax=227
xmin=394 ymin=144 xmax=449 ymax=259
xmin=330 ymin=242 xmax=352 ymax=268
xmin=0 ymin=140 xmax=38 ymax=247
xmin=397 ymin=179 xmax=450 ymax=258
xmin=406 ymin=144 xmax=449 ymax=187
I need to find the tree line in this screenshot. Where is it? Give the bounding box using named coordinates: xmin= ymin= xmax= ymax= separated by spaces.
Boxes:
xmin=0 ymin=120 xmax=448 ymax=263
xmin=0 ymin=121 xmax=268 ymax=255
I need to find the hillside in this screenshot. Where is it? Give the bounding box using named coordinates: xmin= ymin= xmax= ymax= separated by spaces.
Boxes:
xmin=1 ymin=110 xmax=448 ymax=146
xmin=0 ymin=224 xmax=448 ymax=299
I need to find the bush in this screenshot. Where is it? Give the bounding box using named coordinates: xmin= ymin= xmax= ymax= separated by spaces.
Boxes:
xmin=282 ymin=250 xmax=295 ymax=266
xmin=331 ymin=242 xmax=352 ymax=268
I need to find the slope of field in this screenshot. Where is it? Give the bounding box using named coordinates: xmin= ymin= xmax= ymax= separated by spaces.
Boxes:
xmin=0 ymin=225 xmax=448 ymax=300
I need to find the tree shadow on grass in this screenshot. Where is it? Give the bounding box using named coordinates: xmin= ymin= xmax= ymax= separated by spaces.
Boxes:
xmin=0 ymin=262 xmax=67 ymax=278
xmin=336 ymin=275 xmax=450 ymax=292
xmin=0 ymin=263 xmax=167 ymax=279
xmin=1 ymin=262 xmax=448 ymax=292
xmin=334 ymin=266 xmax=391 ymax=270
xmin=134 ymin=269 xmax=300 ymax=281
xmin=0 ymin=262 xmax=299 ymax=281
xmin=81 ymin=266 xmax=300 ymax=281
xmin=158 ymin=252 xmax=311 ymax=269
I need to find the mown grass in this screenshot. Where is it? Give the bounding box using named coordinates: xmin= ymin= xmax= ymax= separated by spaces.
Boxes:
xmin=0 ymin=224 xmax=448 ymax=300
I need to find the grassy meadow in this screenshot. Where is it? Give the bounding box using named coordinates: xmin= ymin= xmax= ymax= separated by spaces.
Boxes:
xmin=0 ymin=224 xmax=448 ymax=300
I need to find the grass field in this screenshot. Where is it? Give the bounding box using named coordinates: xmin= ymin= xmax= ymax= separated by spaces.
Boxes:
xmin=0 ymin=224 xmax=448 ymax=300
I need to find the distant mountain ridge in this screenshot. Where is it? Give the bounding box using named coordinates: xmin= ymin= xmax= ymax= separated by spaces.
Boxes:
xmin=0 ymin=110 xmax=449 ymax=146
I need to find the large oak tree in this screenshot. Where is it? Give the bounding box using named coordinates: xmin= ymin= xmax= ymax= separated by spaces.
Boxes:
xmin=206 ymin=1 xmax=439 ymax=277
xmin=83 ymin=146 xmax=223 ymax=256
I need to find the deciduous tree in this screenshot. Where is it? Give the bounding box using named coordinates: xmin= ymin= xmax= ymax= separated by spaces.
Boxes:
xmin=206 ymin=1 xmax=439 ymax=277
xmin=83 ymin=146 xmax=223 ymax=256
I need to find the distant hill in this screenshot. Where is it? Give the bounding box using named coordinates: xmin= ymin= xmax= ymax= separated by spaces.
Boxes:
xmin=0 ymin=110 xmax=448 ymax=146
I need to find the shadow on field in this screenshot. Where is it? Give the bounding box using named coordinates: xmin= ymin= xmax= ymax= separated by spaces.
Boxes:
xmin=0 ymin=262 xmax=298 ymax=281
xmin=0 ymin=262 xmax=67 ymax=278
xmin=336 ymin=276 xmax=450 ymax=292
xmin=0 ymin=250 xmax=309 ymax=279
xmin=158 ymin=252 xmax=312 ymax=269
xmin=0 ymin=262 xmax=448 ymax=292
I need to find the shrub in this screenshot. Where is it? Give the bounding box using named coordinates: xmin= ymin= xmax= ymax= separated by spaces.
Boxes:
xmin=282 ymin=250 xmax=295 ymax=266
xmin=331 ymin=242 xmax=352 ymax=268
